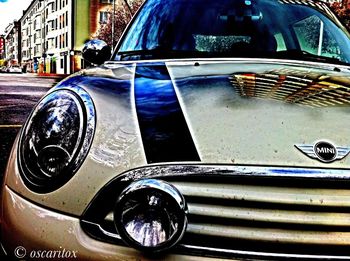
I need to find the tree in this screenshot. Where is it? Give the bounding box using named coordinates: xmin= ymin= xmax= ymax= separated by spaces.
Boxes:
xmin=330 ymin=1 xmax=350 ymax=30
xmin=95 ymin=0 xmax=144 ymax=47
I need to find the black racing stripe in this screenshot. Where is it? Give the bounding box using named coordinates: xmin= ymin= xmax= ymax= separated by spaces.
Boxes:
xmin=134 ymin=63 xmax=200 ymax=163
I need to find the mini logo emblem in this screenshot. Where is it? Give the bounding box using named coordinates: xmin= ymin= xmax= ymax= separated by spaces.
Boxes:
xmin=314 ymin=141 xmax=337 ymax=162
xmin=295 ymin=141 xmax=350 ymax=163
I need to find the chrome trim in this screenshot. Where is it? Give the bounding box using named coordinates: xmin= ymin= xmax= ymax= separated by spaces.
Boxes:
xmin=84 ymin=220 xmax=122 ymax=240
xmin=0 ymin=242 xmax=7 ymax=256
xmin=295 ymin=141 xmax=350 ymax=164
xmin=180 ymin=245 xmax=350 ymax=260
xmin=105 ymin=58 xmax=350 ymax=72
xmin=63 ymin=86 xmax=96 ymax=175
xmin=82 ymin=219 xmax=350 ymax=260
xmin=18 ymin=86 xmax=96 ymax=193
xmin=118 ymin=164 xmax=350 ymax=181
xmin=82 ymin=164 xmax=350 ymax=259
xmin=114 ymin=179 xmax=188 ymax=252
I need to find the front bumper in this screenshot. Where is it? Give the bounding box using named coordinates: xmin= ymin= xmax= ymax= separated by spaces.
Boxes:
xmin=1 ymin=185 xmax=219 ymax=260
xmin=4 ymin=164 xmax=350 ymax=260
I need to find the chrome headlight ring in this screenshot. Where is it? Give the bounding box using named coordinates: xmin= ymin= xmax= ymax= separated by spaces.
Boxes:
xmin=18 ymin=86 xmax=95 ymax=193
xmin=114 ymin=179 xmax=188 ymax=253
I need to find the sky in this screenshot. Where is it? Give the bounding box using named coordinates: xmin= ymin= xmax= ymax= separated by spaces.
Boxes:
xmin=0 ymin=0 xmax=32 ymax=34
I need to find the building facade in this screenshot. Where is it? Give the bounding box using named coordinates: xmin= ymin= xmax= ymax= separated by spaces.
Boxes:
xmin=18 ymin=0 xmax=114 ymax=74
xmin=20 ymin=0 xmax=43 ymax=73
xmin=0 ymin=35 xmax=5 ymax=60
xmin=3 ymin=0 xmax=137 ymax=74
xmin=4 ymin=21 xmax=21 ymax=66
xmin=20 ymin=0 xmax=76 ymax=74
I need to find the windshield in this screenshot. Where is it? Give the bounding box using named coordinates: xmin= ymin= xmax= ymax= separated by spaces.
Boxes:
xmin=115 ymin=0 xmax=350 ymax=64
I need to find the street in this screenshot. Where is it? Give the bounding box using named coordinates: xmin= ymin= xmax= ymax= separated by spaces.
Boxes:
xmin=0 ymin=73 xmax=64 ymax=179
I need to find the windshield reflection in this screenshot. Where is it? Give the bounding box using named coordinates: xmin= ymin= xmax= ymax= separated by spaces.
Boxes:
xmin=116 ymin=0 xmax=350 ymax=64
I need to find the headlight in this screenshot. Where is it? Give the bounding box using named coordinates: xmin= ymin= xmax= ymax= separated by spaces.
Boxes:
xmin=114 ymin=179 xmax=188 ymax=253
xmin=18 ymin=88 xmax=95 ymax=193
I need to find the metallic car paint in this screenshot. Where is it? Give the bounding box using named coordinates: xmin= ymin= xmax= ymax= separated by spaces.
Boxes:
xmin=2 ymin=186 xmax=221 ymax=260
xmin=4 ymin=59 xmax=350 ymax=215
xmin=5 ymin=64 xmax=146 ymax=216
xmin=134 ymin=63 xmax=200 ymax=163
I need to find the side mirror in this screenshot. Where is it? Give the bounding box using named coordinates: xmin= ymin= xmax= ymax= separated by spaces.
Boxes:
xmin=82 ymin=39 xmax=112 ymax=65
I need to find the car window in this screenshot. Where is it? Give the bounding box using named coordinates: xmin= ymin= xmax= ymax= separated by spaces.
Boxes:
xmin=194 ymin=35 xmax=252 ymax=53
xmin=274 ymin=33 xmax=287 ymax=52
xmin=115 ymin=0 xmax=350 ymax=64
xmin=293 ymin=15 xmax=344 ymax=60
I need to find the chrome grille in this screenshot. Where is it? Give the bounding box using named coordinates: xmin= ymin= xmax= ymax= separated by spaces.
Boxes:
xmin=174 ymin=181 xmax=350 ymax=248
xmin=81 ymin=165 xmax=350 ymax=259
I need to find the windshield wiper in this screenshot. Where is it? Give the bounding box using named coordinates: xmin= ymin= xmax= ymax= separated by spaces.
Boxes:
xmin=117 ymin=49 xmax=212 ymax=60
xmin=117 ymin=48 xmax=350 ymax=68
xmin=274 ymin=50 xmax=350 ymax=67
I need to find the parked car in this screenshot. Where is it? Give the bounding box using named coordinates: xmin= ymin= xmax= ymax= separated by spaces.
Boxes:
xmin=6 ymin=65 xmax=22 ymax=73
xmin=0 ymin=66 xmax=7 ymax=73
xmin=2 ymin=0 xmax=350 ymax=259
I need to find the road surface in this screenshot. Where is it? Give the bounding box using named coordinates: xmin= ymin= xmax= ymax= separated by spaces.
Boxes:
xmin=0 ymin=73 xmax=64 ymax=180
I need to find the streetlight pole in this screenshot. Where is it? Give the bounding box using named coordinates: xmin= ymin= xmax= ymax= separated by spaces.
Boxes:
xmin=112 ymin=0 xmax=116 ymax=49
xmin=29 ymin=19 xmax=32 ymax=72
xmin=39 ymin=0 xmax=46 ymax=73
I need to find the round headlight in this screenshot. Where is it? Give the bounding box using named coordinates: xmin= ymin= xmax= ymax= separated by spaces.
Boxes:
xmin=18 ymin=88 xmax=95 ymax=193
xmin=114 ymin=179 xmax=187 ymax=252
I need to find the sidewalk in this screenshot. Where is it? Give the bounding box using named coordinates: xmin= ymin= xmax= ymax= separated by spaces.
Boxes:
xmin=21 ymin=72 xmax=69 ymax=79
xmin=36 ymin=72 xmax=69 ymax=78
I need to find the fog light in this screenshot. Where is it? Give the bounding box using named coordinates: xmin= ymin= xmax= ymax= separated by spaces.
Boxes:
xmin=114 ymin=179 xmax=187 ymax=252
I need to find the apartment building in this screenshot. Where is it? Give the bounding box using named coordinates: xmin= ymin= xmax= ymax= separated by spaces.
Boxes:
xmin=0 ymin=35 xmax=5 ymax=60
xmin=20 ymin=0 xmax=76 ymax=74
xmin=18 ymin=0 xmax=116 ymax=74
xmin=20 ymin=0 xmax=43 ymax=72
xmin=90 ymin=0 xmax=114 ymax=35
xmin=4 ymin=21 xmax=21 ymax=66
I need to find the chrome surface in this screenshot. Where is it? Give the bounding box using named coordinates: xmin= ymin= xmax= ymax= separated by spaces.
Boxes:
xmin=295 ymin=142 xmax=350 ymax=163
xmin=82 ymin=39 xmax=111 ymax=65
xmin=18 ymin=87 xmax=96 ymax=193
xmin=114 ymin=179 xmax=188 ymax=252
xmin=81 ymin=164 xmax=350 ymax=259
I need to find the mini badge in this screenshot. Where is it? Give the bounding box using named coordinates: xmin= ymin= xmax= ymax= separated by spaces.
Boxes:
xmin=295 ymin=141 xmax=350 ymax=163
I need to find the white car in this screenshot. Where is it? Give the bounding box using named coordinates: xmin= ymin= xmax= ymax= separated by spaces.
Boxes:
xmin=2 ymin=0 xmax=350 ymax=260
xmin=7 ymin=65 xmax=22 ymax=73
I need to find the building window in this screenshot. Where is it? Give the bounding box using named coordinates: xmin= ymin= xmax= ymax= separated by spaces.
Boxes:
xmin=60 ymin=58 xmax=63 ymax=69
xmin=99 ymin=11 xmax=109 ymax=24
xmin=49 ymin=20 xmax=54 ymax=31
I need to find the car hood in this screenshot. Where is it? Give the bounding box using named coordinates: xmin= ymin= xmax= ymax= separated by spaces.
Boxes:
xmin=85 ymin=59 xmax=350 ymax=169
xmin=7 ymin=58 xmax=350 ymax=216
